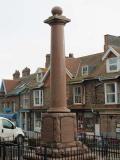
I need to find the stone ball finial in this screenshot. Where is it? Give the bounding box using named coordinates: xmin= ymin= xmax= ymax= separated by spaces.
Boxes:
xmin=51 ymin=6 xmax=63 ymax=15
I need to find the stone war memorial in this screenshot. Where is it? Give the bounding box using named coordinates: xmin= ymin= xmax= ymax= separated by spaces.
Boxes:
xmin=24 ymin=6 xmax=95 ymax=160
xmin=40 ymin=6 xmax=95 ymax=159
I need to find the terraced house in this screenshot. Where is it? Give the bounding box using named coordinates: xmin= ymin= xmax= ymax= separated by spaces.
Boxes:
xmin=68 ymin=34 xmax=120 ymax=138
xmin=41 ymin=34 xmax=120 ymax=138
xmin=0 ymin=34 xmax=120 ymax=138
xmin=0 ymin=67 xmax=47 ymax=132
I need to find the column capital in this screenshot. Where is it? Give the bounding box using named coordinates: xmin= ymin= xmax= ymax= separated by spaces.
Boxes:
xmin=44 ymin=6 xmax=71 ymax=25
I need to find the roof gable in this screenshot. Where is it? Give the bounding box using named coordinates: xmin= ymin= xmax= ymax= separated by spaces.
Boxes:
xmin=0 ymin=81 xmax=6 ymax=93
xmin=7 ymin=74 xmax=37 ymax=95
xmin=42 ymin=66 xmax=73 ymax=84
xmin=102 ymin=46 xmax=120 ymax=61
xmin=2 ymin=79 xmax=20 ymax=94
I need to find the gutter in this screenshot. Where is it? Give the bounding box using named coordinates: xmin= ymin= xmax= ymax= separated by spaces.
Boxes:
xmin=69 ymin=77 xmax=99 ymax=84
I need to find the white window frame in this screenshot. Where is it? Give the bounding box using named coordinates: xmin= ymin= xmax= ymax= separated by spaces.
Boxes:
xmin=73 ymin=86 xmax=82 ymax=104
xmin=33 ymin=90 xmax=43 ymax=106
xmin=106 ymin=57 xmax=120 ymax=73
xmin=82 ymin=65 xmax=88 ymax=76
xmin=104 ymin=82 xmax=117 ymax=104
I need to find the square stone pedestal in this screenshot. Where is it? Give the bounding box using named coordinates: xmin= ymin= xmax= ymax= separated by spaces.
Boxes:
xmin=23 ymin=112 xmax=96 ymax=159
xmin=41 ymin=112 xmax=78 ymax=147
xmin=39 ymin=112 xmax=95 ymax=159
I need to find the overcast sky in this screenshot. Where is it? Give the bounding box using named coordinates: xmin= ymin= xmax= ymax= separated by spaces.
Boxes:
xmin=0 ymin=0 xmax=120 ymax=81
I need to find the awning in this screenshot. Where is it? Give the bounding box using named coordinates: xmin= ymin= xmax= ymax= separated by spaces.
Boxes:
xmin=0 ymin=113 xmax=17 ymax=119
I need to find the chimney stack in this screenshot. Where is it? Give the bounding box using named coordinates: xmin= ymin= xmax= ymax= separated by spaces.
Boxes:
xmin=13 ymin=70 xmax=20 ymax=80
xmin=69 ymin=53 xmax=74 ymax=58
xmin=22 ymin=67 xmax=30 ymax=78
xmin=45 ymin=54 xmax=50 ymax=68
xmin=104 ymin=34 xmax=109 ymax=52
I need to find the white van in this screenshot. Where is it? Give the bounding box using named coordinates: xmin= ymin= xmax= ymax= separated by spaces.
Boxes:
xmin=0 ymin=117 xmax=24 ymax=143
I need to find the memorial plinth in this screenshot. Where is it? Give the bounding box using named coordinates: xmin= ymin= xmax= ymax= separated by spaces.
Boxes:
xmin=41 ymin=113 xmax=77 ymax=147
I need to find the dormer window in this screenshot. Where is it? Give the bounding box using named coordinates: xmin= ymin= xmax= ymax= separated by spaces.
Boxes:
xmin=37 ymin=72 xmax=43 ymax=82
xmin=82 ymin=65 xmax=88 ymax=76
xmin=107 ymin=57 xmax=120 ymax=72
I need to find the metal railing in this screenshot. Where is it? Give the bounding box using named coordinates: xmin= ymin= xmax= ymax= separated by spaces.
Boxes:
xmin=0 ymin=135 xmax=120 ymax=159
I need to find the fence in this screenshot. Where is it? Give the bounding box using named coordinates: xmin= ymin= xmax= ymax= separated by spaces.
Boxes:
xmin=0 ymin=135 xmax=120 ymax=160
xmin=24 ymin=131 xmax=41 ymax=146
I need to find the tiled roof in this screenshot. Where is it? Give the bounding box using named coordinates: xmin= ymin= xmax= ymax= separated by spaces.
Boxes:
xmin=65 ymin=52 xmax=104 ymax=78
xmin=68 ymin=49 xmax=120 ymax=83
xmin=105 ymin=34 xmax=120 ymax=47
xmin=3 ymin=79 xmax=20 ymax=93
xmin=75 ymin=52 xmax=104 ymax=78
xmin=79 ymin=52 xmax=104 ymax=66
xmin=7 ymin=74 xmax=37 ymax=96
xmin=65 ymin=57 xmax=80 ymax=77
xmin=111 ymin=45 xmax=120 ymax=54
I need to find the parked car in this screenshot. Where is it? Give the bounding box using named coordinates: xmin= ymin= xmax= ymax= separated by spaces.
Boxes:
xmin=0 ymin=117 xmax=24 ymax=143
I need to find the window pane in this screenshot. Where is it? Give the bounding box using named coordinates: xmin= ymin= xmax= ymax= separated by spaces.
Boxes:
xmin=109 ymin=65 xmax=117 ymax=71
xmin=107 ymin=94 xmax=115 ymax=103
xmin=2 ymin=119 xmax=13 ymax=129
xmin=109 ymin=58 xmax=117 ymax=64
xmin=35 ymin=91 xmax=39 ymax=98
xmin=118 ymin=93 xmax=120 ymax=103
xmin=34 ymin=90 xmax=43 ymax=105
xmin=118 ymin=83 xmax=120 ymax=103
xmin=35 ymin=98 xmax=39 ymax=104
xmin=108 ymin=58 xmax=118 ymax=71
xmin=82 ymin=66 xmax=88 ymax=75
xmin=106 ymin=84 xmax=115 ymax=93
xmin=83 ymin=67 xmax=87 ymax=72
xmin=74 ymin=87 xmax=82 ymax=103
xmin=77 ymin=87 xmax=81 ymax=95
xmin=75 ymin=96 xmax=81 ymax=103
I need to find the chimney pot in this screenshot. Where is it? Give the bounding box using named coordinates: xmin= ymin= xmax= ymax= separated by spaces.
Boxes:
xmin=45 ymin=54 xmax=50 ymax=68
xmin=22 ymin=67 xmax=30 ymax=77
xmin=13 ymin=70 xmax=20 ymax=80
xmin=69 ymin=53 xmax=74 ymax=58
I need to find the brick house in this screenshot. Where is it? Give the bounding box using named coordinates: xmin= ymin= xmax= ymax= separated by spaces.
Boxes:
xmin=68 ymin=34 xmax=120 ymax=138
xmin=41 ymin=35 xmax=120 ymax=138
xmin=0 ymin=67 xmax=47 ymax=132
